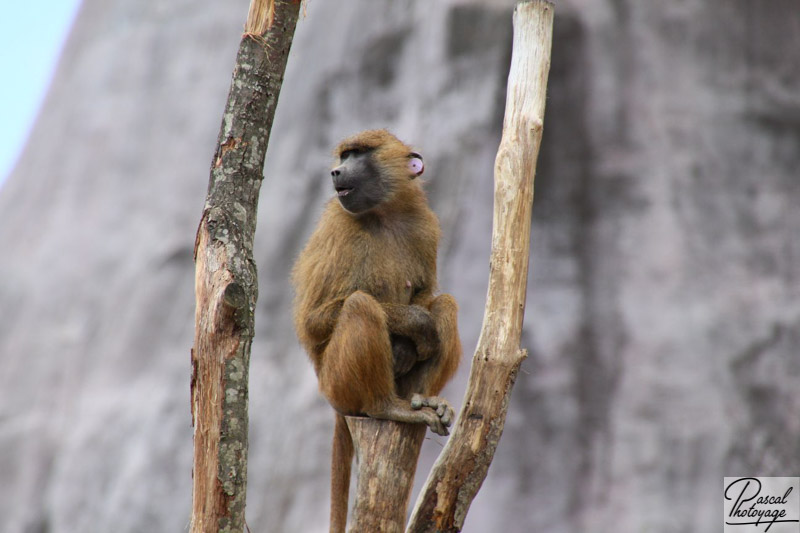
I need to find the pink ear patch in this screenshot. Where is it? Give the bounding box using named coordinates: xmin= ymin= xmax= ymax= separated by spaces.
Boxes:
xmin=408 ymin=157 xmax=424 ymax=176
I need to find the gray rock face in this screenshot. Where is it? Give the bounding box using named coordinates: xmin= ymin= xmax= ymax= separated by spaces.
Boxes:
xmin=1 ymin=1 xmax=798 ymax=532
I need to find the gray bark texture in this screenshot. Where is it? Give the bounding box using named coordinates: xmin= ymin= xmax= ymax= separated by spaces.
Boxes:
xmin=190 ymin=2 xmax=300 ymax=532
xmin=0 ymin=1 xmax=798 ymax=533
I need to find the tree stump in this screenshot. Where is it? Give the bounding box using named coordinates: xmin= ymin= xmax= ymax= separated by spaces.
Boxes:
xmin=345 ymin=417 xmax=427 ymax=533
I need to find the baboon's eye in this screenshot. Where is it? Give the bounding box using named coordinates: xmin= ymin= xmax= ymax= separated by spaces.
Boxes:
xmin=340 ymin=149 xmax=361 ymax=160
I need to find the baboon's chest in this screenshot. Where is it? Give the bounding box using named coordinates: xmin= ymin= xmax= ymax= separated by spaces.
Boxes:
xmin=348 ymin=228 xmax=430 ymax=304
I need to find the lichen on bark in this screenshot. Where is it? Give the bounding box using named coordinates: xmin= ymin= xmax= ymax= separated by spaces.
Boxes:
xmin=190 ymin=2 xmax=302 ymax=532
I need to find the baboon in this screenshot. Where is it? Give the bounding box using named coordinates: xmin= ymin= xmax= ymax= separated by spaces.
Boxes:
xmin=291 ymin=129 xmax=462 ymax=532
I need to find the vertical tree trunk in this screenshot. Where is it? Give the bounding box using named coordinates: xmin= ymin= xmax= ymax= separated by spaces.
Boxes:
xmin=190 ymin=1 xmax=301 ymax=532
xmin=407 ymin=2 xmax=554 ymax=531
xmin=340 ymin=3 xmax=553 ymax=531
xmin=345 ymin=418 xmax=427 ymax=533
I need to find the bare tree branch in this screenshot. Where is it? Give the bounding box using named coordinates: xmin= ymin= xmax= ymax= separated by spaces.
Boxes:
xmin=407 ymin=2 xmax=554 ymax=531
xmin=190 ymin=1 xmax=301 ymax=532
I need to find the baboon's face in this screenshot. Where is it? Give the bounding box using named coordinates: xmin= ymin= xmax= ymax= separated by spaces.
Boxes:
xmin=330 ymin=148 xmax=388 ymax=214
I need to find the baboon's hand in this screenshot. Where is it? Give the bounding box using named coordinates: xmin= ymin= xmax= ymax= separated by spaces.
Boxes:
xmin=406 ymin=306 xmax=441 ymax=361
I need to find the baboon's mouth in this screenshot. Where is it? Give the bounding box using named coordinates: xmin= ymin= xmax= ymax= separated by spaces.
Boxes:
xmin=335 ymin=187 xmax=354 ymax=197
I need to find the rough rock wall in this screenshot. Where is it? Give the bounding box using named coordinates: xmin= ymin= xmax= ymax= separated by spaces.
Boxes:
xmin=1 ymin=1 xmax=798 ymax=532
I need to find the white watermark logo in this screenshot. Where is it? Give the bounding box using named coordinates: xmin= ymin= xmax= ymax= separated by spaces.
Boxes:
xmin=724 ymin=477 xmax=800 ymax=532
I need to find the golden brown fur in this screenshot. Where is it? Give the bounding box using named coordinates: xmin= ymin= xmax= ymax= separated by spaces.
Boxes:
xmin=291 ymin=130 xmax=461 ymax=532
